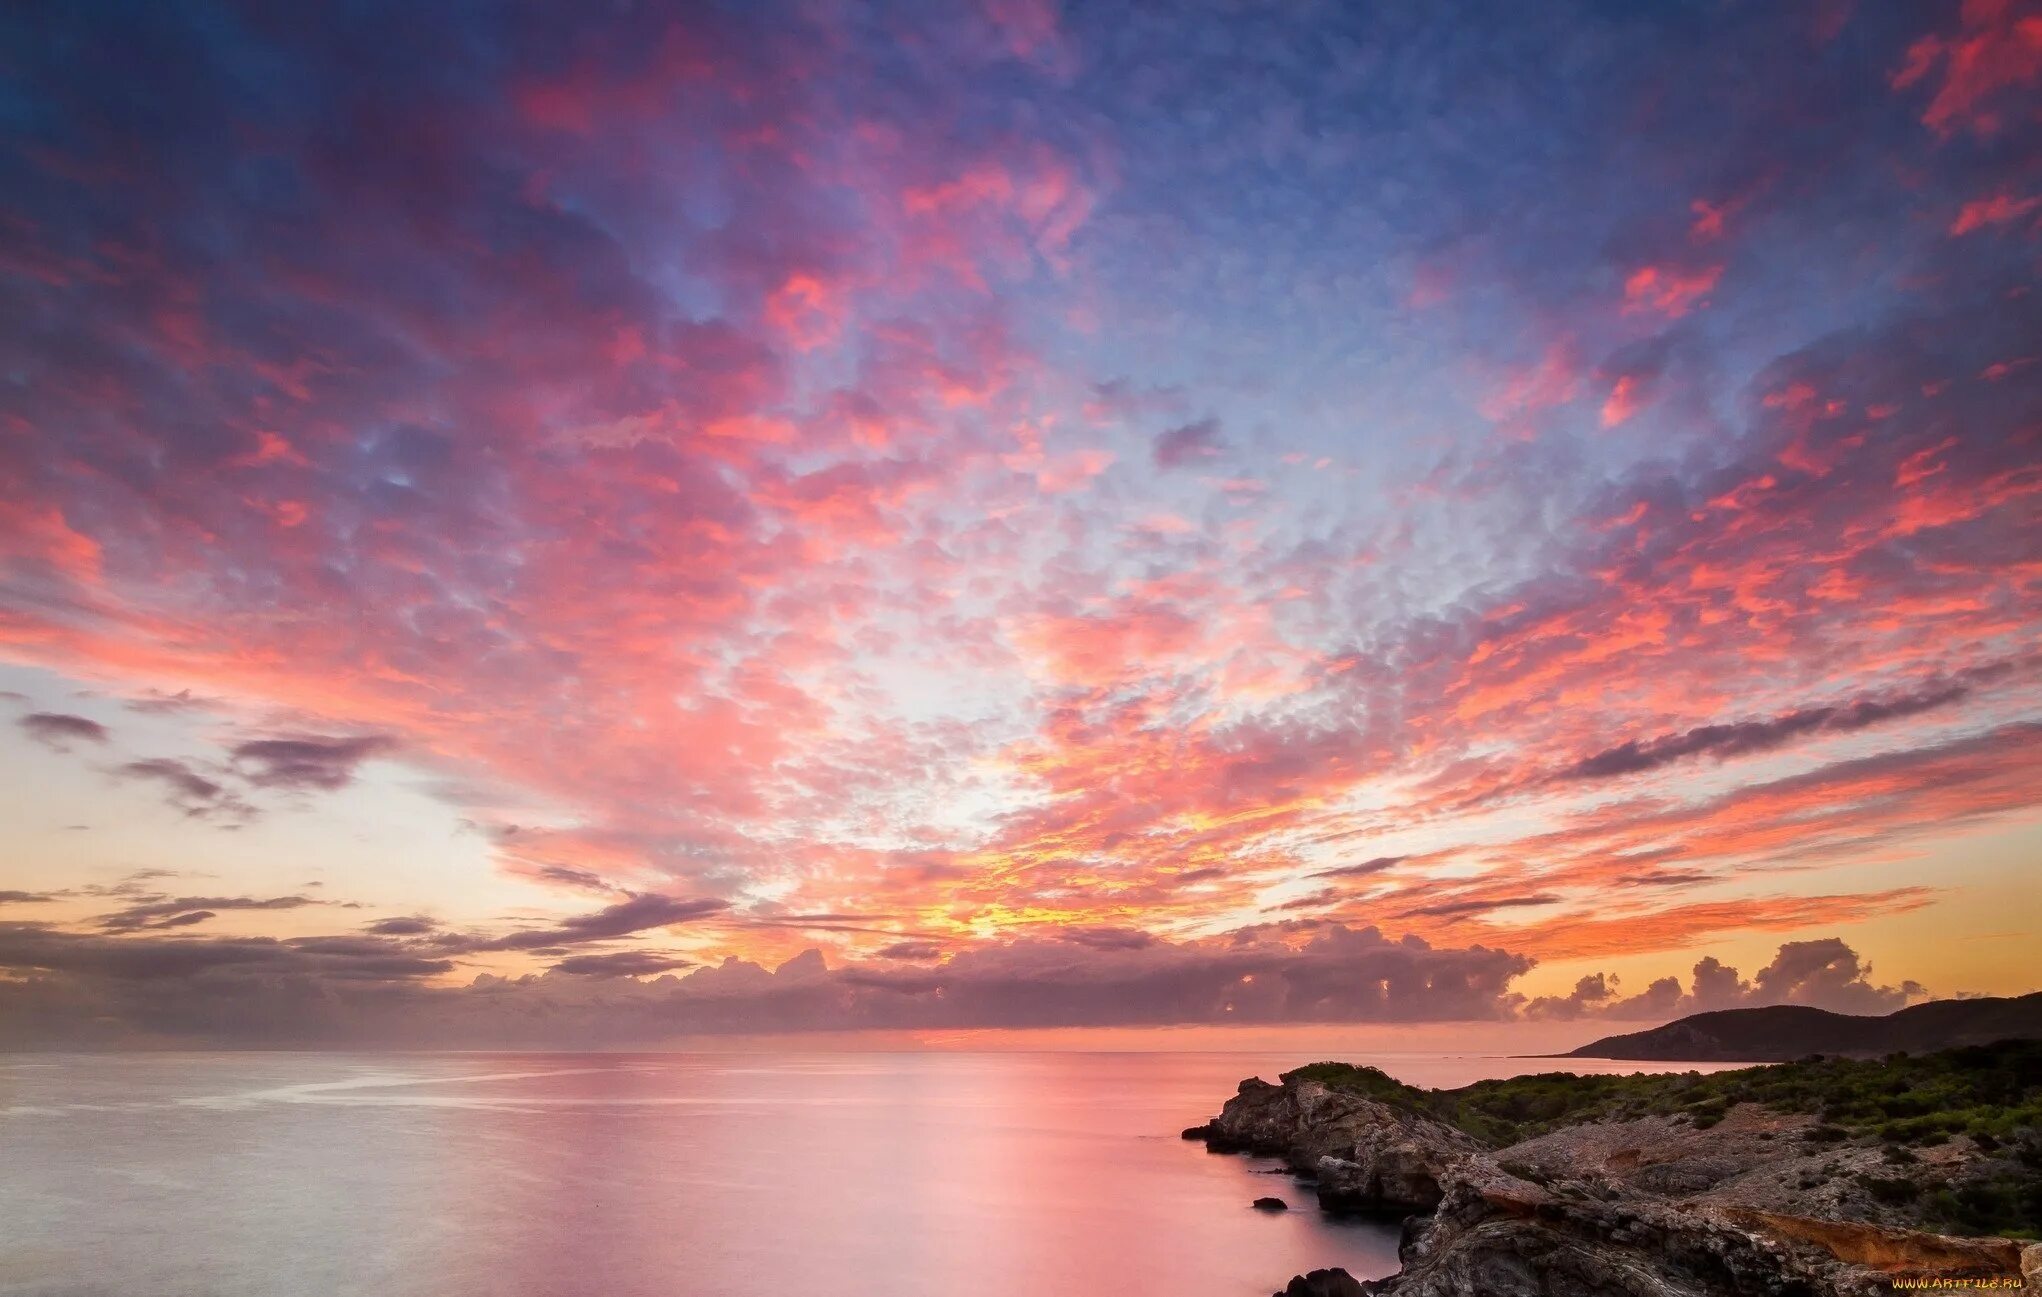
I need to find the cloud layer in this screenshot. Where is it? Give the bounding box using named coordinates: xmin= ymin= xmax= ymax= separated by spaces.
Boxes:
xmin=0 ymin=907 xmax=1935 ymax=1048
xmin=0 ymin=1 xmax=2038 ymax=1028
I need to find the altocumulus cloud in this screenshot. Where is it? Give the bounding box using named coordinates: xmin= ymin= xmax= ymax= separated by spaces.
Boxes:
xmin=1556 ymin=680 xmax=1976 ymax=784
xmin=477 ymin=893 xmax=732 ymax=951
xmin=19 ymin=712 xmax=109 ymax=750
xmin=94 ymin=894 xmax=320 ymax=933
xmin=1151 ymin=416 xmax=1226 ymax=469
xmin=231 ymin=735 xmax=396 ymax=791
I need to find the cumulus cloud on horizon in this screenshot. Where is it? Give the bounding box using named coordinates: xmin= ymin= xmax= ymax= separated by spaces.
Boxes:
xmin=0 ymin=894 xmax=1956 ymax=1049
xmin=1524 ymin=937 xmax=1931 ymax=1023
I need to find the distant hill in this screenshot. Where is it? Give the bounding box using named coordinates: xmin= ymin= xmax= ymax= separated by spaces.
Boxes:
xmin=1564 ymin=991 xmax=2042 ymax=1061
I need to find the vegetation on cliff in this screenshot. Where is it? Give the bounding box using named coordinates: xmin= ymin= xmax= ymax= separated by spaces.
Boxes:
xmin=1282 ymin=1041 xmax=2042 ymax=1236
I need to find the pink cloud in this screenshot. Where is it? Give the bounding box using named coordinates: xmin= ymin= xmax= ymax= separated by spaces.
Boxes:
xmin=1621 ymin=263 xmax=1722 ymax=318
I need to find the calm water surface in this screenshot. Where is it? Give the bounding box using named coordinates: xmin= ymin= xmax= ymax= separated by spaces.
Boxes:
xmin=0 ymin=1051 xmax=1717 ymax=1297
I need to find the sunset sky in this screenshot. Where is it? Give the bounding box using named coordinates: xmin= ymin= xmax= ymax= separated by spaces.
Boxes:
xmin=1 ymin=0 xmax=2038 ymax=1046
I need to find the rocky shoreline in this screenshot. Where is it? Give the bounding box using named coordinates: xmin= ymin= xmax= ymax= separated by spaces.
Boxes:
xmin=1184 ymin=1049 xmax=2042 ymax=1296
xmin=1183 ymin=1074 xmax=1483 ymax=1214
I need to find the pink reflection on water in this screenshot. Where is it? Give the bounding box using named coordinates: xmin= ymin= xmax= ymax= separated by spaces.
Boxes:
xmin=443 ymin=1052 xmax=1400 ymax=1296
xmin=0 ymin=1051 xmax=1739 ymax=1296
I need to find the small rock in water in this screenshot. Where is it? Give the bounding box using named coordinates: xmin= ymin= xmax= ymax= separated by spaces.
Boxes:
xmin=1252 ymin=1196 xmax=1289 ymax=1211
xmin=1274 ymin=1268 xmax=1363 ymax=1297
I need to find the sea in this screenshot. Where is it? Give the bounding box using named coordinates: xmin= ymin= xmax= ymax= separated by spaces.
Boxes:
xmin=0 ymin=1051 xmax=1726 ymax=1297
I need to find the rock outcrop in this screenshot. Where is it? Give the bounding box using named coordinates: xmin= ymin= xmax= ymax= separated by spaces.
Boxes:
xmin=1188 ymin=1076 xmax=1483 ymax=1212
xmin=1716 ymin=1208 xmax=2024 ymax=1278
xmin=1494 ymin=1105 xmax=2033 ymax=1235
xmin=1274 ymin=1268 xmax=1367 ymax=1297
xmin=1195 ymin=1059 xmax=2036 ymax=1297
xmin=1358 ymin=1160 xmax=1890 ymax=1297
xmin=1354 ymin=1169 xmax=2030 ymax=1296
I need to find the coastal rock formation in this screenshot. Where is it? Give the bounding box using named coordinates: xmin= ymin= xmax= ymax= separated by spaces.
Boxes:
xmin=1495 ymin=1103 xmax=1818 ymax=1200
xmin=1273 ymin=1268 xmax=1367 ymax=1297
xmin=1358 ymin=1161 xmax=1890 ymax=1297
xmin=1497 ymin=1107 xmax=2038 ymax=1235
xmin=1201 ymin=1047 xmax=2039 ymax=1296
xmin=1355 ymin=1171 xmax=2028 ymax=1295
xmin=1716 ymin=1208 xmax=2025 ymax=1278
xmin=1188 ymin=1076 xmax=1483 ymax=1212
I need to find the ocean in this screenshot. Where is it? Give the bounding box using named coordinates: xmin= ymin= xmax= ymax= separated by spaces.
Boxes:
xmin=0 ymin=1050 xmax=1720 ymax=1296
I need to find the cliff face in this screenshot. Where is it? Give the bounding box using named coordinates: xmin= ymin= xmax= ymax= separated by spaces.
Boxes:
xmin=1187 ymin=1075 xmax=1483 ymax=1212
xmin=1196 ymin=1065 xmax=2038 ymax=1297
xmin=1366 ymin=1177 xmax=2041 ymax=1297
xmin=1713 ymin=1209 xmax=2028 ymax=1279
xmin=1363 ymin=1161 xmax=1879 ymax=1297
xmin=1495 ymin=1104 xmax=1967 ymax=1230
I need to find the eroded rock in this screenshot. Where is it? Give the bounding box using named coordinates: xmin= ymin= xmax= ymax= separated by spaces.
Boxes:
xmin=1197 ymin=1072 xmax=2035 ymax=1297
xmin=1362 ymin=1161 xmax=1885 ymax=1297
xmin=1274 ymin=1267 xmax=1366 ymax=1297
xmin=1718 ymin=1208 xmax=2023 ymax=1278
xmin=1190 ymin=1075 xmax=1482 ymax=1213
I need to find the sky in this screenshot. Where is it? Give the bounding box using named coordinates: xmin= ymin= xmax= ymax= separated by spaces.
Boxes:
xmin=0 ymin=0 xmax=2038 ymax=1048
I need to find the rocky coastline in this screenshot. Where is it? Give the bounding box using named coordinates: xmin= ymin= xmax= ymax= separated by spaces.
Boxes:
xmin=1183 ymin=1074 xmax=1484 ymax=1214
xmin=1184 ymin=1045 xmax=2042 ymax=1296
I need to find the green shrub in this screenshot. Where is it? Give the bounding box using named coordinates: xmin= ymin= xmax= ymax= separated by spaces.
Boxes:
xmin=1856 ymin=1174 xmax=1920 ymax=1204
